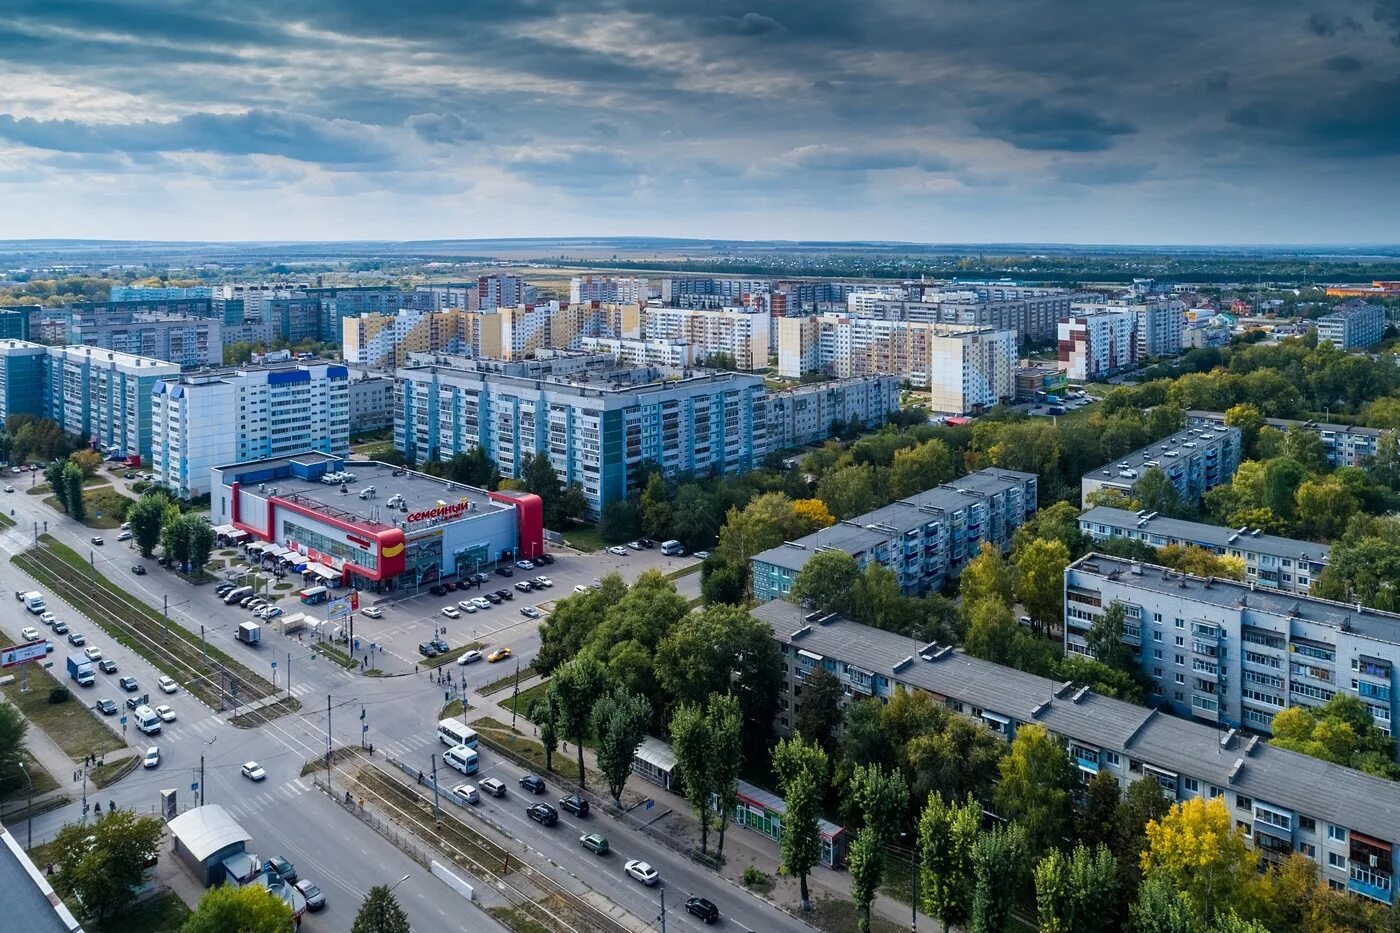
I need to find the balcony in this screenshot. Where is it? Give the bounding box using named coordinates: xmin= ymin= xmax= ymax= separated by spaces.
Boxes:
xmin=1349 ymin=869 xmax=1394 ymax=906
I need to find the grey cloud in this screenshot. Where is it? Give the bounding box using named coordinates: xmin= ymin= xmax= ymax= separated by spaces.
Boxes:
xmin=1202 ymin=71 xmax=1232 ymax=93
xmin=1376 ymin=0 xmax=1400 ymax=43
xmin=506 ymin=147 xmax=641 ymax=190
xmin=1053 ymin=160 xmax=1156 ymax=185
xmin=1308 ymin=12 xmax=1364 ymax=35
xmin=405 ymin=113 xmax=484 ymax=145
xmin=786 ymin=146 xmax=950 ymax=172
xmin=1326 ymin=54 xmax=1365 ymax=72
xmin=973 ymin=99 xmax=1137 ymax=152
xmin=1228 ymin=77 xmax=1400 ymax=155
xmin=718 ymin=12 xmax=785 ymax=36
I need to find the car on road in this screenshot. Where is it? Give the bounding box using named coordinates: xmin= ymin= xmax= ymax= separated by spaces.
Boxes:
xmin=514 ymin=581 xmax=534 ymax=593
xmin=118 ymin=676 xmax=138 ymax=692
xmin=520 ymin=606 xmax=542 ymax=620
xmin=241 ymin=761 xmax=266 ymax=781
xmin=83 ymin=645 xmax=101 ymax=660
xmin=39 ymin=612 xmax=55 ymax=625
xmin=417 ymin=642 xmax=439 ymax=658
xmin=487 ymin=647 xmax=512 ymax=663
xmin=428 ymin=584 xmax=446 ymax=596
xmin=51 ymin=620 xmax=69 ymax=634
xmin=519 ymin=774 xmax=546 ymax=794
xmin=143 ymin=746 xmax=160 ymax=769
xmin=97 ymin=659 xmax=117 ymax=674
xmin=624 ymin=860 xmax=659 ymax=886
xmin=479 ymin=777 xmax=506 ymax=797
xmin=515 ymin=559 xmax=535 ymax=571
xmin=685 ymin=896 xmax=719 ymax=924
xmin=67 ymin=632 xmax=86 ymax=646
xmin=560 ymin=794 xmax=589 ymax=817
xmin=360 ymin=606 xmax=382 ymax=619
xmin=125 ymin=695 xmax=144 ymax=712
xmin=526 ymin=803 xmax=558 ymax=826
xmin=96 ymin=698 xmax=117 ymax=716
xmin=471 ymin=597 xmax=490 ymax=610
xmin=90 ymin=536 xmax=104 ymax=546
xmin=458 ymin=649 xmax=482 ymax=665
xmin=580 ymin=833 xmax=609 ymax=854
xmin=537 ymin=553 xmax=554 ymax=566
xmin=130 ymin=565 xmax=146 ymax=575
xmin=626 ymin=540 xmax=644 ymax=551
xmin=495 ymin=566 xmax=514 ymax=577
xmin=693 ymin=550 xmax=710 ymax=560
xmin=265 ymin=855 xmax=297 ymax=883
xmin=2 ymin=485 xmax=11 ymax=493
xmin=451 ymin=783 xmax=479 ymax=805
xmin=154 ymin=705 xmax=176 ymax=723
xmin=295 ymin=880 xmax=325 ymax=912
xmin=158 ymin=676 xmax=177 ymax=694
xmin=533 ymin=576 xmax=553 ymax=588
xmin=441 ymin=606 xmax=461 ymax=619
xmin=117 ymin=530 xmax=132 ymax=542
xmin=20 ymin=626 xmax=39 ymax=641
xmin=608 ymin=545 xmax=629 ymax=556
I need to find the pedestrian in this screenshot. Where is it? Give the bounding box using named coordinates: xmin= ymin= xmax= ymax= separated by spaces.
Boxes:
xmin=109 ymin=800 xmax=115 ymax=812
xmin=414 ymin=664 xmax=418 ymax=674
xmin=94 ymin=801 xmax=101 ymax=814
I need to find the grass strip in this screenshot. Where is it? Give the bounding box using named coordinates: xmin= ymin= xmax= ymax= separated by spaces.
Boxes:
xmin=89 ymin=754 xmax=140 ymax=789
xmin=476 ymin=662 xmax=537 ymax=696
xmin=96 ymin=889 xmax=193 ymax=933
xmin=471 ymin=716 xmax=593 ymax=784
xmin=421 ymin=642 xmax=483 ymax=669
xmin=311 ymin=641 xmax=357 ymax=669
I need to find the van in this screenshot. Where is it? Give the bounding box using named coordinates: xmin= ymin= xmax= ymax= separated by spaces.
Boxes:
xmin=443 ymin=744 xmax=479 ymax=775
xmin=223 ymin=586 xmax=254 ymax=605
xmin=660 ymin=540 xmax=684 ymax=556
xmin=134 ymin=704 xmax=161 ymax=735
xmin=438 ymin=719 xmax=479 ymax=749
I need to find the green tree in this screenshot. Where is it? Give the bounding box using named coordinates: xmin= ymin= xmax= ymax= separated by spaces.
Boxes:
xmin=1036 ymin=844 xmax=1120 ymax=933
xmin=671 ymin=483 xmax=721 ymax=550
xmin=63 ymin=461 xmax=85 ymax=522
xmin=590 ymin=686 xmax=650 ymax=806
xmin=0 ymin=702 xmax=29 ymax=795
xmin=1115 ymin=777 xmax=1173 ymax=893
xmin=1016 ymin=537 xmax=1070 ymax=636
xmin=44 ymin=460 xmax=67 ymax=510
xmin=1285 ymin=425 xmax=1329 ymax=473
xmin=707 ymin=693 xmax=743 ymax=857
xmin=529 ymin=693 xmax=560 ymax=772
xmin=443 ymin=446 xmax=500 ymax=489
xmin=993 ymin=723 xmax=1074 ymax=857
xmin=639 ymin=473 xmax=674 ymax=541
xmin=522 ymin=451 xmax=563 ymax=521
xmin=959 ymin=541 xmax=1014 ymax=609
xmin=1293 ymin=478 xmax=1359 ymax=542
xmin=182 ymin=884 xmax=293 ymax=933
xmin=772 ymin=733 xmax=828 ymax=911
xmin=51 ymin=808 xmax=164 ymax=922
xmin=126 ymin=491 xmax=169 ymax=558
xmin=671 ymin=700 xmax=716 ymax=853
xmin=971 ymin=822 xmax=1029 ymax=933
xmin=1086 ymin=601 xmax=1139 ymax=676
xmin=1011 ymin=500 xmax=1088 ymax=559
xmin=963 ymin=598 xmax=1022 ymax=666
xmin=533 ymin=573 xmax=623 ymax=673
xmin=1270 ymin=693 xmax=1399 ymax=778
xmin=598 ymin=498 xmax=641 ymax=543
xmin=1077 ymin=768 xmax=1121 ymax=850
xmin=699 ymin=554 xmax=748 ymax=606
xmin=815 ymin=464 xmax=881 ymax=520
xmin=1224 ymin=403 xmax=1264 ymax=456
xmin=351 ymin=884 xmax=412 ymax=933
xmin=889 ymin=438 xmax=955 ymax=498
xmin=794 ymin=667 xmax=843 ymax=754
xmin=1132 ymin=468 xmax=1181 ymax=517
xmin=162 ymin=510 xmax=193 ymax=569
xmin=918 ymin=792 xmax=981 ymax=930
xmin=547 ymin=655 xmax=610 ymax=787
xmin=1263 ymin=456 xmax=1308 ymax=519
xmin=847 ymin=827 xmax=884 ymax=933
xmin=789 ymin=549 xmax=860 ymax=616
xmin=846 ymin=762 xmax=910 ymax=933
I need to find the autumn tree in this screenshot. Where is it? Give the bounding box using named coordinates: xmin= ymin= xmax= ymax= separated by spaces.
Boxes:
xmin=1140 ymin=797 xmax=1258 ymax=928
xmin=1270 ymin=693 xmax=1399 ymax=778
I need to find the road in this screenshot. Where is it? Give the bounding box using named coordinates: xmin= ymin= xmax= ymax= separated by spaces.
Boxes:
xmin=2 ymin=483 xmax=804 ymax=933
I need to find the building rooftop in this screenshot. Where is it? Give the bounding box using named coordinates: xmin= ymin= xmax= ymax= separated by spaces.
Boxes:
xmin=166 ymin=804 xmax=252 ymax=864
xmin=752 ymin=599 xmax=1400 ymax=846
xmin=400 ymin=357 xmax=764 ymax=398
xmin=0 ymin=824 xmax=83 ymax=933
xmin=1082 ymin=424 xmax=1236 ymax=483
xmin=1070 ymin=552 xmax=1400 ymax=648
xmin=216 ymin=455 xmax=506 ymax=529
xmin=1079 ymin=506 xmax=1330 ymax=564
xmin=1185 ymin=410 xmax=1383 ymax=439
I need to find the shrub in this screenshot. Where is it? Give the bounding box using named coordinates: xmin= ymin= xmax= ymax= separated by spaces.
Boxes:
xmin=48 ymin=686 xmax=70 ymax=704
xmin=742 ymin=865 xmax=772 ymax=891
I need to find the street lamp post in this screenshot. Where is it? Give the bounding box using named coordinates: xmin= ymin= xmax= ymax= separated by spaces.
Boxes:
xmin=900 ymin=832 xmax=917 ymax=932
xmin=17 ymin=761 xmax=32 ymax=850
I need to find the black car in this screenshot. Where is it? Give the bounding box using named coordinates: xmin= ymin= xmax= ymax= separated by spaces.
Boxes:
xmin=131 ymin=565 xmax=146 ymax=576
xmin=265 ymin=855 xmax=297 ymax=884
xmin=428 ymin=584 xmax=446 ymax=597
xmin=494 ymin=589 xmax=511 ymax=601
xmin=96 ymin=698 xmax=117 ymax=716
xmin=98 ymin=658 xmax=117 ymax=674
xmin=495 ymin=566 xmax=514 ymax=577
xmin=536 ymin=553 xmax=554 ymax=565
xmin=638 ymin=538 xmax=655 ymax=549
xmin=685 ymin=897 xmax=719 ymax=924
xmin=417 ymin=642 xmax=439 ymax=658
xmin=216 ymin=583 xmax=234 ymax=595
xmin=519 ymin=774 xmax=546 ymax=794
xmin=431 ymin=638 xmax=450 ymax=654
xmin=526 ymin=803 xmax=558 ymax=826
xmin=560 ymin=794 xmax=589 ymax=817
xmin=125 ymin=694 xmax=146 ymax=711
xmin=123 ymin=471 xmax=135 ymax=479
xmin=118 ymin=676 xmax=139 ymax=692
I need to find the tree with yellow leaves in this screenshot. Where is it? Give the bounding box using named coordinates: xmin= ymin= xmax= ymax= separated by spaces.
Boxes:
xmin=792 ymin=497 xmax=836 ymax=529
xmin=1140 ymin=796 xmax=1258 ymax=927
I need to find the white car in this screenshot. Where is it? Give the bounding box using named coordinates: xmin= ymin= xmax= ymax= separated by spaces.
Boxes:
xmin=83 ymin=645 xmax=102 ymax=661
xmin=360 ymin=606 xmax=382 ymax=619
xmin=624 ymin=859 xmax=659 ymax=886
xmin=241 ymin=761 xmax=267 ymax=782
xmin=154 ymin=705 xmax=177 ymax=723
xmin=451 ymin=783 xmax=479 ymax=805
xmin=471 ymin=597 xmax=490 ymax=610
xmin=441 ymin=606 xmax=461 ymax=619
xmin=693 ymin=550 xmax=710 ymax=560
xmin=117 ymin=530 xmax=133 ymax=541
xmin=39 ymin=612 xmax=55 ymax=625
xmin=158 ymin=675 xmax=177 ymax=694
xmin=259 ymin=606 xmax=283 ymax=619
xmin=607 ymin=546 xmax=628 ymax=556
xmin=515 ymin=560 xmax=535 ymax=571
xmin=143 ymin=746 xmax=160 ymax=769
xmin=533 ymin=577 xmax=553 ymax=588
xmin=2 ymin=485 xmax=11 ymax=493
xmin=573 ymin=584 xmax=590 ymax=594
xmin=457 ymin=649 xmax=482 ymax=665
xmin=456 ymin=600 xmax=477 ymax=613
xmin=20 ymin=627 xmax=39 ymax=642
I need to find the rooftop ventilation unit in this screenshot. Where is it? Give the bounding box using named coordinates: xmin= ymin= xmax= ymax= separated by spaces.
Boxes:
xmin=892 ymin=656 xmax=914 ymax=673
xmin=791 ymin=625 xmax=811 ymax=640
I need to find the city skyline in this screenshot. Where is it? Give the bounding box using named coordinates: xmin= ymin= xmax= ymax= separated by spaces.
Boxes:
xmin=2 ymin=1 xmax=1399 ymax=245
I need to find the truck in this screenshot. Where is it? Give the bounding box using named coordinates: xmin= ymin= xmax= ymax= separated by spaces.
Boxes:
xmin=23 ymin=591 xmax=45 ymax=614
xmin=66 ymin=653 xmax=94 ymax=687
xmin=236 ymin=621 xmax=262 ymax=646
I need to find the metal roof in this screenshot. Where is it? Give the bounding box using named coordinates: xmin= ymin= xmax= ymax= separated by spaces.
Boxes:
xmin=167 ymin=804 xmax=251 ymax=863
xmin=634 ymin=736 xmax=677 ymax=772
xmin=1079 ymin=506 xmax=1330 ymax=563
xmin=0 ymin=826 xmax=83 ymax=933
xmin=1185 ymin=410 xmax=1383 ymax=440
xmin=1081 ymin=424 xmax=1237 ymax=482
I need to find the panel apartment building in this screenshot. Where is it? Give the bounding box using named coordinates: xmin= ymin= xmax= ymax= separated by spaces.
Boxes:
xmin=69 ymin=313 xmax=222 ymax=369
xmin=1317 ymin=303 xmax=1386 ymax=350
xmin=1078 ymin=506 xmax=1328 ymax=596
xmin=1058 ymin=307 xmax=1138 ymax=382
xmin=756 ymin=599 xmax=1400 ymax=906
xmin=751 ymin=468 xmax=1037 ymax=602
xmin=0 ymin=339 xmax=49 ymax=423
xmin=151 ymin=362 xmax=350 ymax=498
xmin=1186 ymin=410 xmax=1383 ymax=468
xmin=765 ymin=376 xmax=901 ymax=450
xmin=47 ymin=345 xmax=181 ymax=462
xmin=849 ymin=292 xmax=1077 ymax=343
xmin=642 ymin=306 xmax=771 ymax=370
xmin=1065 ymin=553 xmax=1400 ymax=745
xmin=1081 ymin=424 xmax=1241 ymax=507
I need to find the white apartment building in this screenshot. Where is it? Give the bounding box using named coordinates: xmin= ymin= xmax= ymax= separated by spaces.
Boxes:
xmin=570 ymin=276 xmax=652 ymax=305
xmin=642 ymin=306 xmax=771 ymax=370
xmin=1059 ymin=307 xmax=1138 ymax=382
xmin=1186 ymin=410 xmax=1383 ymax=468
xmin=348 ymin=371 xmax=394 ymax=433
xmin=1317 ymin=303 xmax=1387 ymax=350
xmin=46 ymin=346 xmax=180 ymax=462
xmin=151 ymin=362 xmax=350 ymax=498
xmin=578 ymin=336 xmax=695 ymax=368
xmin=1134 ymin=300 xmax=1187 ymax=358
xmin=928 ymin=326 xmax=1017 ymax=415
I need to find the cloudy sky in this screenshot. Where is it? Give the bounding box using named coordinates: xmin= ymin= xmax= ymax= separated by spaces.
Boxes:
xmin=2 ymin=0 xmax=1398 ymax=245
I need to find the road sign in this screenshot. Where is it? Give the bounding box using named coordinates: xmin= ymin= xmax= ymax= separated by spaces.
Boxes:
xmin=191 ymin=782 xmax=198 ymax=792
xmin=120 ymin=716 xmax=127 ymax=725
xmin=350 ymin=591 xmax=360 ymax=610
xmin=271 ymin=661 xmax=277 ymax=669
xmin=1 ymin=640 xmax=47 ymax=668
xmin=327 ymin=596 xmax=351 ymax=623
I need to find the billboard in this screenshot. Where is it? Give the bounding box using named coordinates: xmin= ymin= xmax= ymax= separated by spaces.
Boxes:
xmin=1 ymin=640 xmax=48 ymax=668
xmin=327 ymin=596 xmax=351 ymax=623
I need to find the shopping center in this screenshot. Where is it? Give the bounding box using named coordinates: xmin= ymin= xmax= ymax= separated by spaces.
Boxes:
xmin=210 ymin=451 xmax=543 ymax=592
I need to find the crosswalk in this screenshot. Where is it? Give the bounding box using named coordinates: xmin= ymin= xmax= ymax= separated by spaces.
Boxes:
xmin=218 ymin=776 xmax=317 ymax=821
xmin=376 ymin=734 xmax=434 ymax=763
xmin=156 ymin=713 xmax=224 ymax=744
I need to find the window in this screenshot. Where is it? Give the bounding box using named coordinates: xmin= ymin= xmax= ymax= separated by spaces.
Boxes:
xmin=1175 ymin=654 xmax=1185 ymax=666
xmin=1175 ymin=636 xmax=1185 ymax=647
xmin=1329 ymin=852 xmax=1347 ymax=870
xmin=1104 ymin=751 xmax=1120 ymax=766
xmin=1154 ymin=649 xmax=1164 ymax=660
xmin=1153 ymin=631 xmax=1163 ymax=642
xmin=1153 ymin=612 xmax=1162 ymax=623
xmin=1182 ymin=777 xmax=1199 ymax=794
xmin=1329 ymin=825 xmax=1347 ymax=843
xmin=1236 ymin=795 xmax=1253 ymax=812
xmin=1298 ymin=842 xmax=1316 ymax=859
xmin=1175 ymin=673 xmax=1185 ymax=685
xmin=1299 ymin=816 xmax=1316 ymax=834
xmin=1175 ymin=617 xmax=1185 ymax=629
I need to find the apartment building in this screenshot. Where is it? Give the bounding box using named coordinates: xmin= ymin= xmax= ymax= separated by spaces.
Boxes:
xmin=757 ymin=599 xmax=1400 ymax=906
xmin=477 ymin=275 xmax=534 ymax=311
xmin=109 ymin=286 xmax=214 ymax=301
xmin=1317 ymin=303 xmax=1386 ymax=350
xmin=578 ymin=336 xmax=695 ymax=368
xmin=660 ymin=277 xmax=771 ymax=305
xmin=550 ymin=302 xmax=643 ymax=349
xmin=395 ymin=361 xmax=768 ymax=517
xmin=1058 ymin=307 xmax=1138 ymax=382
xmin=927 ymin=326 xmax=1017 ymax=415
xmin=766 ymin=376 xmax=901 ymax=451
xmin=415 ymin=283 xmax=478 ymax=312
xmin=1134 ymin=300 xmax=1187 ymax=359
xmin=642 ymin=306 xmax=771 ymax=370
xmin=0 ymin=340 xmax=49 ymax=422
xmin=751 ymin=468 xmax=1037 ymax=602
xmin=1078 ymin=506 xmax=1328 ymax=596
xmin=850 ymin=292 xmax=1077 ymax=343
xmin=1081 ymin=425 xmax=1241 ymax=506
xmin=69 ymin=314 xmax=222 ymax=369
xmin=151 ymin=362 xmax=350 ymax=498
xmin=569 ymin=276 xmax=653 ymax=305
xmin=47 ymin=346 xmax=180 ymax=462
xmin=348 ymin=371 xmax=394 ymax=433
xmin=343 ymin=308 xmax=478 ymax=369
xmin=1185 ymin=410 xmax=1383 ymax=468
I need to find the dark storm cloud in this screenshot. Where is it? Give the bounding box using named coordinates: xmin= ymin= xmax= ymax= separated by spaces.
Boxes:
xmin=1228 ymin=77 xmax=1400 ymax=155
xmin=1308 ymin=12 xmax=1365 ymax=36
xmin=973 ymin=99 xmax=1137 ymax=153
xmin=1376 ymin=0 xmax=1400 ymax=43
xmin=1326 ymin=54 xmax=1365 ymax=72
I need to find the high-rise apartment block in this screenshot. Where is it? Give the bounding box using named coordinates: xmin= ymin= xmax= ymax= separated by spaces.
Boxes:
xmin=751 ymin=468 xmax=1037 ymax=602
xmin=69 ymin=313 xmax=222 ymax=368
xmin=765 ymin=376 xmax=901 ymax=450
xmin=1134 ymin=300 xmax=1187 ymax=358
xmin=1081 ymin=425 xmax=1241 ymax=507
xmin=849 ymin=292 xmax=1077 ymax=343
xmin=570 ymin=276 xmax=652 ymax=305
xmin=0 ymin=340 xmax=50 ymax=423
xmin=151 ymin=362 xmax=350 ymax=498
xmin=642 ymin=306 xmax=770 ymax=369
xmin=47 ymin=346 xmax=180 ymax=461
xmin=477 ymin=275 xmax=535 ymax=311
xmin=577 ymin=336 xmax=695 ymax=368
xmin=1317 ymin=303 xmax=1386 ymax=350
xmin=1058 ymin=307 xmax=1138 ymax=382
xmin=1078 ymin=506 xmax=1328 ymax=596
xmin=109 ymin=286 xmax=214 ymax=301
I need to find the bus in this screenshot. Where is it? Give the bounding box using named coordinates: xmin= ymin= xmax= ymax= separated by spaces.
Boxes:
xmin=443 ymin=744 xmax=479 ymax=775
xmin=438 ymin=718 xmax=479 ymax=749
xmin=299 ymin=586 xmax=328 ymax=605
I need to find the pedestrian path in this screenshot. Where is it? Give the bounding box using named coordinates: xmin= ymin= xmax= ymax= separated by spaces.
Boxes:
xmin=217 ymin=776 xmax=315 ymax=821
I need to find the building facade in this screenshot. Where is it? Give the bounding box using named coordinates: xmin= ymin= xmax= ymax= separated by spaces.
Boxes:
xmin=642 ymin=306 xmax=771 ymax=370
xmin=1134 ymin=301 xmax=1187 ymax=359
xmin=151 ymin=363 xmax=349 ymax=498
xmin=0 ymin=340 xmax=50 ymax=423
xmin=757 ymin=599 xmax=1400 ymax=906
xmin=1186 ymin=410 xmax=1383 ymax=468
xmin=1015 ymin=364 xmax=1069 ymax=402
xmin=1058 ymin=308 xmax=1138 ymax=382
xmin=577 ymin=336 xmax=695 ymax=369
xmin=1081 ymin=424 xmax=1241 ymax=506
xmin=46 ymin=346 xmax=180 ymax=461
xmin=765 ymin=376 xmax=901 ymax=451
xmin=1317 ymin=303 xmax=1386 ymax=350
xmin=348 ymin=371 xmax=394 ymax=433
xmin=570 ymin=276 xmax=652 ymax=305
xmin=1078 ymin=506 xmax=1328 ymax=596
xmin=69 ymin=314 xmax=222 ymax=369
xmin=751 ymin=468 xmax=1037 ymax=602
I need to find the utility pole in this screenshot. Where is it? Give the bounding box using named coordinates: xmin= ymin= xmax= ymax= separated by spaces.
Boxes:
xmin=659 ymin=887 xmax=667 ymax=933
xmin=510 ymin=657 xmax=521 ymax=730
xmin=80 ymin=765 xmax=89 ymax=826
xmin=360 ymin=704 xmax=366 ymax=750
xmin=200 ymin=624 xmax=207 ymax=667
xmin=287 ymin=653 xmax=292 ymax=700
xmin=163 ymin=594 xmax=168 ymax=644
xmin=200 ymin=755 xmax=206 ymax=806
xmin=430 ymin=754 xmax=441 ymax=827
xmin=325 ymin=694 xmax=332 ymax=794
xmin=18 ymin=761 xmax=31 ymax=850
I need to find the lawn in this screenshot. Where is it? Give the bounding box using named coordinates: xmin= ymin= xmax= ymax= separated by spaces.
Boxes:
xmin=97 ymin=890 xmax=192 ymax=933
xmin=500 ymin=679 xmax=550 ymax=719
xmin=40 ymin=488 xmax=128 ymax=528
xmin=0 ymin=625 xmax=125 ymax=762
xmin=312 ymin=641 xmax=358 ymax=670
xmin=560 ymin=523 xmax=606 ymax=552
xmin=421 ymin=641 xmax=483 ymax=669
xmin=476 ymin=661 xmax=536 ymax=696
xmin=0 ymin=750 xmax=60 ymax=804
xmin=665 ymin=562 xmax=702 ymax=580
xmin=89 ymin=754 xmax=140 ymax=789
xmin=471 ymin=716 xmax=589 ymax=783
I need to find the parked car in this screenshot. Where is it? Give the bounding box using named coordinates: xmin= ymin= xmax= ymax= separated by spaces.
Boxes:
xmin=118 ymin=676 xmax=138 ymax=692
xmin=143 ymin=746 xmax=160 ymax=769
xmin=519 ymin=774 xmax=546 ymax=794
xmin=685 ymin=897 xmax=719 ymax=924
xmin=216 ymin=583 xmax=235 ymax=596
xmin=458 ymin=649 xmax=482 ymax=665
xmin=259 ymin=606 xmax=283 ymax=620
xmin=96 ymin=698 xmax=117 ymax=715
xmin=626 ymin=541 xmax=644 ymax=551
xmin=295 ymin=880 xmax=326 ymax=912
xmin=495 ymin=566 xmax=514 ymax=577
xmin=471 ymin=597 xmax=490 ymax=609
xmin=487 ymin=647 xmax=512 ymax=663
xmin=131 ymin=565 xmax=146 ymax=576
xmin=515 ymin=560 xmax=535 ymax=571
xmin=537 ymin=553 xmax=554 ymax=566
xmin=428 ymin=584 xmax=446 ymax=597
xmin=526 ymin=803 xmax=558 ymax=826
xmin=417 ymin=643 xmax=439 ymax=658
xmin=97 ymin=659 xmax=117 ymax=674
xmin=580 ymin=833 xmax=609 ymax=854
xmin=492 ymin=589 xmax=510 ymax=601
xmin=573 ymin=584 xmax=590 ymax=594
xmin=608 ymin=546 xmax=629 ymax=556
xmin=444 ymin=581 xmax=458 ymax=592
xmin=158 ymin=676 xmax=177 ymax=694
xmin=520 ymin=606 xmax=542 ymax=620
xmin=441 ymin=606 xmax=461 ymax=619
xmin=265 ymin=855 xmax=297 ymax=884
xmin=533 ymin=576 xmax=553 ymax=588
xmin=456 ymin=600 xmax=477 ymax=613
xmin=117 ymin=530 xmax=132 ymax=541
xmin=452 ymin=783 xmax=479 ymax=805
xmin=624 ymin=860 xmax=659 ymax=886
xmin=514 ymin=581 xmax=534 ymax=593
xmin=560 ymin=794 xmax=589 ymax=817
xmin=431 ymin=638 xmax=450 ymax=654
xmin=360 ymin=606 xmax=382 ymax=619
xmin=693 ymin=550 xmax=710 ymax=560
